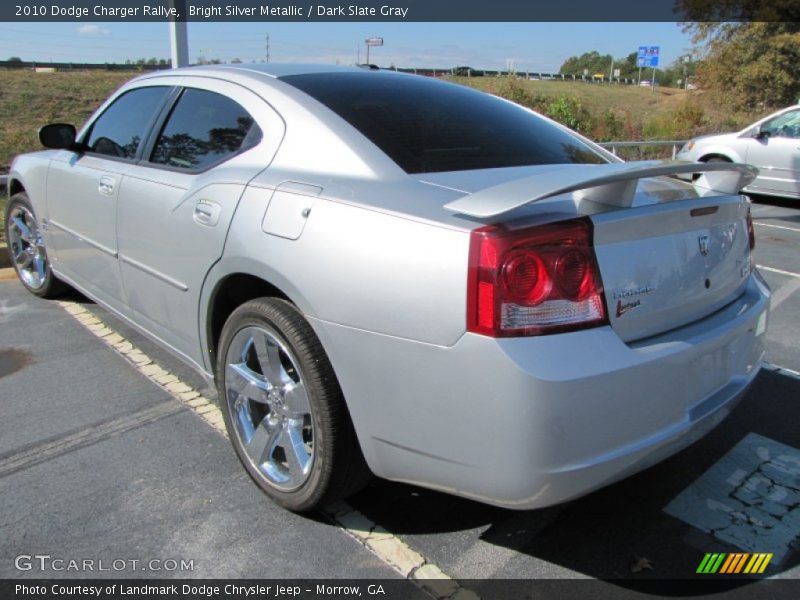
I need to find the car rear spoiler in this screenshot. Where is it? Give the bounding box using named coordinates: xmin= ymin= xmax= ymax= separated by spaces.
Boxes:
xmin=442 ymin=160 xmax=758 ymax=219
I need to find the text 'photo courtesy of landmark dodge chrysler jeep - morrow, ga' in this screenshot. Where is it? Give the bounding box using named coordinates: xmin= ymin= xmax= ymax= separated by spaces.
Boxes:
xmin=5 ymin=64 xmax=770 ymax=512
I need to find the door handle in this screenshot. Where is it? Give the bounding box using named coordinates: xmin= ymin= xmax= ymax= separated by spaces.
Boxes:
xmin=98 ymin=176 xmax=115 ymax=196
xmin=193 ymin=201 xmax=221 ymax=227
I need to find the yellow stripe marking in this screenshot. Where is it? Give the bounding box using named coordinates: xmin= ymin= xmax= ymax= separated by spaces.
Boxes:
xmin=758 ymin=553 xmax=773 ymax=574
xmin=750 ymin=554 xmax=767 ymax=574
xmin=56 ymin=299 xmax=476 ymax=600
xmin=743 ymin=554 xmax=760 ymax=574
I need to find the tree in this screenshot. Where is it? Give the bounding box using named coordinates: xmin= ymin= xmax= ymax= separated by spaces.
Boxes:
xmin=8 ymin=56 xmax=22 ymax=63
xmin=679 ymin=3 xmax=800 ymax=109
xmin=559 ymin=51 xmax=641 ymax=79
xmin=559 ymin=51 xmax=614 ymax=77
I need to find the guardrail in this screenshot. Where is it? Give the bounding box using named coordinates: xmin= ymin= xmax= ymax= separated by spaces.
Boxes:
xmin=599 ymin=140 xmax=688 ymax=159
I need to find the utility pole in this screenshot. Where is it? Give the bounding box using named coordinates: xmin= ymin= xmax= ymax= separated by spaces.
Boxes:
xmin=168 ymin=0 xmax=188 ymax=68
xmin=609 ymin=57 xmax=614 ymax=84
xmin=265 ymin=33 xmax=270 ymax=63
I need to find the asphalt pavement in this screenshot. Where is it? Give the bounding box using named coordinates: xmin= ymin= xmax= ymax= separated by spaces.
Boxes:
xmin=0 ymin=195 xmax=798 ymax=595
xmin=0 ymin=282 xmax=402 ymax=581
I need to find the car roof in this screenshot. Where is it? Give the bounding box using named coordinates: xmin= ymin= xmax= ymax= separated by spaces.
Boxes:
xmin=138 ymin=63 xmax=365 ymax=82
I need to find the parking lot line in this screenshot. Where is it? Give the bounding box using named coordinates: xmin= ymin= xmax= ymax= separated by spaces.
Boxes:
xmin=769 ymin=276 xmax=800 ymax=310
xmin=754 ymin=222 xmax=800 ymax=234
xmin=757 ymin=265 xmax=800 ymax=279
xmin=54 ymin=299 xmax=475 ymax=599
xmin=764 ymin=363 xmax=800 ymax=382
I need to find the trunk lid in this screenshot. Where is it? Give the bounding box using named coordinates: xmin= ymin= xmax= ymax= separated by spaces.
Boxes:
xmin=591 ymin=195 xmax=752 ymax=342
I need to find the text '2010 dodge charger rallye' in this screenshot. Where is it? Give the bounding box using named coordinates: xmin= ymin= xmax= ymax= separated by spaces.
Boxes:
xmin=5 ymin=65 xmax=770 ymax=511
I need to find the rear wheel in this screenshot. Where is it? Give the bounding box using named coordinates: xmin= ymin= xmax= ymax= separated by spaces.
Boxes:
xmin=4 ymin=192 xmax=66 ymax=298
xmin=216 ymin=297 xmax=370 ymax=512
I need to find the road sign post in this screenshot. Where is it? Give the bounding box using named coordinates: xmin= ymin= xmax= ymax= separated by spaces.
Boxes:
xmin=636 ymin=46 xmax=659 ymax=91
xmin=365 ymin=37 xmax=383 ymax=65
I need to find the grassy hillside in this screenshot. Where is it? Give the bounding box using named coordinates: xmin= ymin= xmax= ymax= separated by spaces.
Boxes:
xmin=1 ymin=69 xmax=135 ymax=173
xmin=445 ymin=76 xmax=765 ymax=148
xmin=1 ymin=69 xmax=771 ymax=174
xmin=0 ymin=69 xmax=773 ymax=241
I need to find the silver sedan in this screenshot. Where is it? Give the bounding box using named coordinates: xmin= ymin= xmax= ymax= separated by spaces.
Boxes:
xmin=5 ymin=65 xmax=770 ymax=511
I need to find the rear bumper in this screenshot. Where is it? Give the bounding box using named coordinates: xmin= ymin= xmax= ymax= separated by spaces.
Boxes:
xmin=311 ymin=273 xmax=770 ymax=509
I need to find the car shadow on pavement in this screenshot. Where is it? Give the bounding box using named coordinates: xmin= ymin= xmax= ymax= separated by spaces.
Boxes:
xmin=749 ymin=194 xmax=800 ymax=223
xmin=349 ymin=369 xmax=800 ymax=595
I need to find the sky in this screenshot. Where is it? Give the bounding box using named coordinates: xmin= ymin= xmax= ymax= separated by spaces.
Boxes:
xmin=0 ymin=22 xmax=696 ymax=72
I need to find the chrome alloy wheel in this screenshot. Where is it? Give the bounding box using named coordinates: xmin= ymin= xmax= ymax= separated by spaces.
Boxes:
xmin=7 ymin=204 xmax=47 ymax=290
xmin=224 ymin=326 xmax=314 ymax=491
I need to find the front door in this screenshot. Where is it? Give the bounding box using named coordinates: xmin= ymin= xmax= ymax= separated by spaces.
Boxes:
xmin=745 ymin=108 xmax=800 ymax=197
xmin=46 ymin=86 xmax=173 ymax=305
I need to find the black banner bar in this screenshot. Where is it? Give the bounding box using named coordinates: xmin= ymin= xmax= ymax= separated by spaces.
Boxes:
xmin=4 ymin=579 xmax=800 ymax=600
xmin=4 ymin=0 xmax=799 ymax=23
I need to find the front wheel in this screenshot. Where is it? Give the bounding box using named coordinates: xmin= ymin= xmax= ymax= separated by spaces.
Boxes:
xmin=4 ymin=192 xmax=66 ymax=298
xmin=216 ymin=298 xmax=370 ymax=512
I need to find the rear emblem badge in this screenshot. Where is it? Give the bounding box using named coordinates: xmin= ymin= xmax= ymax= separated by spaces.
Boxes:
xmin=698 ymin=234 xmax=710 ymax=256
xmin=616 ymin=299 xmax=641 ymax=318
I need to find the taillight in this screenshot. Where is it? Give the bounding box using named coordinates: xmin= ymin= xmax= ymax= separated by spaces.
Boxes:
xmin=746 ymin=207 xmax=755 ymax=251
xmin=467 ymin=217 xmax=608 ymax=337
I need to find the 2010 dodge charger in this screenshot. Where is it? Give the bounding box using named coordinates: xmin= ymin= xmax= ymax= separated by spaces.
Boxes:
xmin=5 ymin=64 xmax=770 ymax=511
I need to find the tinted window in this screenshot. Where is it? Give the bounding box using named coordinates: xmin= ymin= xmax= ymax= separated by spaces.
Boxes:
xmin=150 ymin=89 xmax=261 ymax=170
xmin=280 ymin=73 xmax=606 ymax=173
xmin=85 ymin=87 xmax=170 ymax=159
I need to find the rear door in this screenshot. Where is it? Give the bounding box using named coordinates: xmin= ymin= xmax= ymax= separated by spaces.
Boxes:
xmin=46 ymin=85 xmax=173 ymax=305
xmin=116 ymin=78 xmax=284 ymax=365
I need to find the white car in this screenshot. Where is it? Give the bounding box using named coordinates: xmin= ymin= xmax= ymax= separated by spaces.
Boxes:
xmin=677 ymin=105 xmax=800 ymax=199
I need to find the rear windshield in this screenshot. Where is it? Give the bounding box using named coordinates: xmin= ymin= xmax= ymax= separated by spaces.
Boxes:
xmin=280 ymin=72 xmax=607 ymax=174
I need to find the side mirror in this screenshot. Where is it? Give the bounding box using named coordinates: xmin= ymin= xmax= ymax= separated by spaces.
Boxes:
xmin=753 ymin=126 xmax=770 ymax=140
xmin=39 ymin=123 xmax=78 ymax=150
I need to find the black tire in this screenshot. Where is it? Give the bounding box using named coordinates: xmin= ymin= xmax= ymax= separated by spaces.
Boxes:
xmin=216 ymin=297 xmax=370 ymax=512
xmin=703 ymin=156 xmax=731 ymax=163
xmin=4 ymin=192 xmax=67 ymax=298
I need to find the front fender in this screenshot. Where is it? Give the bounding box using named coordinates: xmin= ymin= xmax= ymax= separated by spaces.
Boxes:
xmin=697 ymin=144 xmax=744 ymax=164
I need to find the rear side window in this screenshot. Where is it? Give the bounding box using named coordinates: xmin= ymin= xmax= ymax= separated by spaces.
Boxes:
xmin=150 ymin=88 xmax=262 ymax=170
xmin=85 ymin=86 xmax=171 ymax=159
xmin=280 ymin=72 xmax=607 ymax=174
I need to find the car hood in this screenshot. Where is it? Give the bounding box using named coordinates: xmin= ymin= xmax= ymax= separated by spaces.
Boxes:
xmin=689 ymin=131 xmax=742 ymax=146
